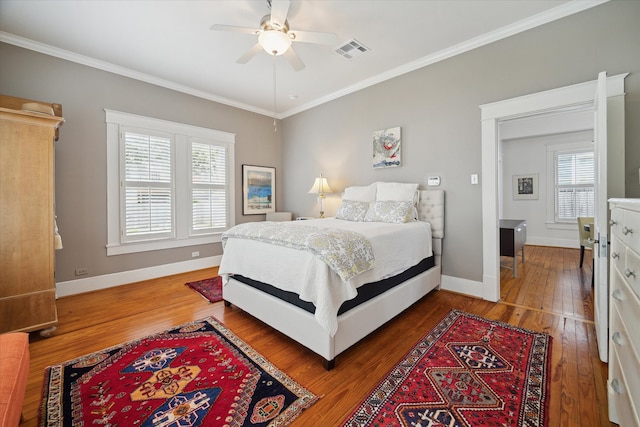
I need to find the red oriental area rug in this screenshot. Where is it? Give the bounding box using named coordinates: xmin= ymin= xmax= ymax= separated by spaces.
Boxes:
xmin=185 ymin=276 xmax=223 ymax=303
xmin=39 ymin=317 xmax=317 ymax=426
xmin=342 ymin=309 xmax=552 ymax=427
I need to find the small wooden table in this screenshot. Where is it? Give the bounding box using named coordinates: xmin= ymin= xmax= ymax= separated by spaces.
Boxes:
xmin=500 ymin=219 xmax=527 ymax=278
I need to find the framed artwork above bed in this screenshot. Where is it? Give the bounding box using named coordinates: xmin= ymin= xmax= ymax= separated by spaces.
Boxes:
xmin=242 ymin=164 xmax=276 ymax=215
xmin=373 ymin=126 xmax=401 ymax=168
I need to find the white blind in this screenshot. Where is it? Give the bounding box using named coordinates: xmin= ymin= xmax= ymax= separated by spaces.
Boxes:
xmin=192 ymin=142 xmax=227 ymax=231
xmin=123 ymin=131 xmax=173 ymax=238
xmin=555 ymin=150 xmax=594 ymax=221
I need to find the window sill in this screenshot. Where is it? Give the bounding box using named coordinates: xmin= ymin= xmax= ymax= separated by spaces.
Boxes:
xmin=106 ymin=233 xmax=222 ymax=256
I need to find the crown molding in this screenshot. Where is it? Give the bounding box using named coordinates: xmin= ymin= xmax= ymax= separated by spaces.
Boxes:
xmin=280 ymin=0 xmax=609 ymax=118
xmin=0 ymin=31 xmax=274 ymax=118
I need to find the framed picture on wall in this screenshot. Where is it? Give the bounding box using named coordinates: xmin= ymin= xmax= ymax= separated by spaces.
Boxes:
xmin=242 ymin=165 xmax=276 ymax=215
xmin=513 ymin=173 xmax=538 ymax=200
xmin=373 ymin=126 xmax=401 ymax=168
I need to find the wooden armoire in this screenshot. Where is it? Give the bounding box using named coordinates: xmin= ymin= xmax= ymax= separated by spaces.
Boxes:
xmin=0 ymin=95 xmax=64 ymax=336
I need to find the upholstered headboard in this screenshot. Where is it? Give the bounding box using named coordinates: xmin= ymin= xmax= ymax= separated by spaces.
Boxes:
xmin=417 ymin=190 xmax=444 ymax=258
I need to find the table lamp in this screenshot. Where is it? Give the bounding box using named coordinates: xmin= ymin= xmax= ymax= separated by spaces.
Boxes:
xmin=307 ymin=174 xmax=333 ymax=218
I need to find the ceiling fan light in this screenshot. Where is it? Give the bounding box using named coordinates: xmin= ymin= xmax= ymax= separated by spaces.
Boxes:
xmin=259 ymin=30 xmax=292 ymax=56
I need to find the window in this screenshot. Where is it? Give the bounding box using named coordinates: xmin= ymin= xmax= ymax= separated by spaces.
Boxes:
xmin=554 ymin=148 xmax=594 ymax=222
xmin=106 ymin=110 xmax=235 ymax=255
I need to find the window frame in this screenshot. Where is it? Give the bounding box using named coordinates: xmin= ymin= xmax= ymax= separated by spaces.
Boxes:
xmin=105 ymin=109 xmax=235 ymax=256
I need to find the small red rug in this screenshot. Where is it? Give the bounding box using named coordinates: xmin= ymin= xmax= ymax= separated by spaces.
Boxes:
xmin=341 ymin=309 xmax=552 ymax=427
xmin=40 ymin=317 xmax=318 ymax=426
xmin=185 ymin=276 xmax=222 ymax=303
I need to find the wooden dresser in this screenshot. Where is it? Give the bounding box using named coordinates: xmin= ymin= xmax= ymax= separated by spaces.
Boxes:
xmin=0 ymin=95 xmax=64 ymax=336
xmin=608 ymin=198 xmax=640 ymax=425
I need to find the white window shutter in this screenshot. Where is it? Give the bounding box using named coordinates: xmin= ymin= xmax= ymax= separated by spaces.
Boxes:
xmin=122 ymin=130 xmax=174 ymax=240
xmin=191 ymin=142 xmax=227 ymax=232
xmin=555 ymin=150 xmax=594 ymax=222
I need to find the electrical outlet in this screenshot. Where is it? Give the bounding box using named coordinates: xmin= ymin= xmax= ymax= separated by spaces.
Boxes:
xmin=192 ymin=251 xmax=200 ymax=258
xmin=75 ymin=267 xmax=88 ymax=276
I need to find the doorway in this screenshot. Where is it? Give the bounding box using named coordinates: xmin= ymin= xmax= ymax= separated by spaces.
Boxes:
xmin=479 ymin=74 xmax=626 ymax=303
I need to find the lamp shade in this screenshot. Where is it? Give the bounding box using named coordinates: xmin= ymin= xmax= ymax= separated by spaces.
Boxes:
xmin=307 ymin=176 xmax=333 ymax=195
xmin=259 ymin=30 xmax=292 ymax=56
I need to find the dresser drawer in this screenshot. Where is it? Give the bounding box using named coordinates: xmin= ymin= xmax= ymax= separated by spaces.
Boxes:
xmin=621 ymin=208 xmax=640 ymax=250
xmin=610 ymin=305 xmax=640 ymax=413
xmin=611 ymin=207 xmax=624 ymax=238
xmin=611 ymin=270 xmax=640 ymax=356
xmin=611 ymin=236 xmax=625 ymax=275
xmin=625 ymin=247 xmax=640 ymax=299
xmin=609 ymin=346 xmax=640 ymax=426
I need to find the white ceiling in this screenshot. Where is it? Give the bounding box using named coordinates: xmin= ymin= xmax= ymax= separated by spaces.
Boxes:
xmin=0 ymin=0 xmax=606 ymax=118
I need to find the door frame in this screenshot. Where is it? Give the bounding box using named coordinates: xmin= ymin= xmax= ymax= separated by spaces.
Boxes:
xmin=479 ymin=74 xmax=627 ymax=302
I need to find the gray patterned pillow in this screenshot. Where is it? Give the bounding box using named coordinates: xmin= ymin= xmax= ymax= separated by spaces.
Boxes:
xmin=364 ymin=201 xmax=413 ymax=223
xmin=336 ymin=200 xmax=369 ymax=222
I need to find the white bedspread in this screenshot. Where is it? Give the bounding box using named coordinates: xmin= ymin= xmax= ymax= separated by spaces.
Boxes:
xmin=218 ymin=218 xmax=433 ymax=337
xmin=222 ymin=222 xmax=375 ymax=281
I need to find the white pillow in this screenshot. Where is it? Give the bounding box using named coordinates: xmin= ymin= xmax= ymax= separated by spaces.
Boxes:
xmin=375 ymin=182 xmax=418 ymax=202
xmin=336 ymin=200 xmax=369 ymax=222
xmin=364 ymin=201 xmax=413 ymax=223
xmin=376 ymin=182 xmax=419 ymax=221
xmin=343 ymin=184 xmax=377 ymax=202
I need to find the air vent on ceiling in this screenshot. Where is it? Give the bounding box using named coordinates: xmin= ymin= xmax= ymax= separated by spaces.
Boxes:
xmin=335 ymin=39 xmax=370 ymax=60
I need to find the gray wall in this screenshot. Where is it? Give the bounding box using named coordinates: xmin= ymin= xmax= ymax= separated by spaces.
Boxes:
xmin=1 ymin=0 xmax=638 ymax=287
xmin=279 ymin=0 xmax=640 ymax=283
xmin=0 ymin=43 xmax=281 ymax=282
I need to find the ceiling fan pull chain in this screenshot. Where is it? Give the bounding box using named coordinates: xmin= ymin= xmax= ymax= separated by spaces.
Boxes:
xmin=273 ymin=56 xmax=278 ymax=132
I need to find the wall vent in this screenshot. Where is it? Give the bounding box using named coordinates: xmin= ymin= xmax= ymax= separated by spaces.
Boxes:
xmin=335 ymin=39 xmax=370 ymax=60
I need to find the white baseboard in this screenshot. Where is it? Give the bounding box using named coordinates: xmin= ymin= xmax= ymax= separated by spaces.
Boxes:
xmin=441 ymin=274 xmax=484 ymax=299
xmin=57 ymin=261 xmax=488 ymax=303
xmin=526 ymin=237 xmax=578 ymax=248
xmin=55 ymin=256 xmax=222 ymax=298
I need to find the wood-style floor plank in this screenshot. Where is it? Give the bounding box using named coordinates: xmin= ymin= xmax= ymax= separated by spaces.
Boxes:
xmin=17 ymin=245 xmax=612 ymax=426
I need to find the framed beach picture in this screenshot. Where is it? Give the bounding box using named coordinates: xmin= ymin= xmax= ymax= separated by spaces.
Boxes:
xmin=242 ymin=165 xmax=276 ymax=215
xmin=513 ymin=173 xmax=538 ymax=200
xmin=373 ymin=126 xmax=401 ymax=168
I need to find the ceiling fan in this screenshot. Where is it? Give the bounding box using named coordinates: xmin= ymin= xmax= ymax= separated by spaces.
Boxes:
xmin=210 ymin=0 xmax=337 ymax=71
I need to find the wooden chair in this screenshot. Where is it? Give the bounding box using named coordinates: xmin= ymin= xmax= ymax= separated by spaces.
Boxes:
xmin=577 ymin=216 xmax=594 ymax=268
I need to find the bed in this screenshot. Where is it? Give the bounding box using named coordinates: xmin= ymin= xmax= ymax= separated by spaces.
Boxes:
xmin=219 ymin=184 xmax=444 ymax=370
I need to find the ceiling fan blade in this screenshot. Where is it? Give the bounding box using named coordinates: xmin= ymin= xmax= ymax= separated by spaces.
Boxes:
xmin=290 ymin=30 xmax=337 ymax=46
xmin=210 ymin=24 xmax=258 ymax=35
xmin=284 ymin=47 xmax=305 ymax=71
xmin=236 ymin=43 xmax=263 ymax=64
xmin=269 ymin=0 xmax=290 ymax=29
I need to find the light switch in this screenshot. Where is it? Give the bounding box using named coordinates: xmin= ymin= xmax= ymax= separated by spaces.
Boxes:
xmin=471 ymin=174 xmax=479 ymax=185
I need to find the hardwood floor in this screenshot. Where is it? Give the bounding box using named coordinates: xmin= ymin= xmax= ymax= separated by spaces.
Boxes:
xmin=19 ymin=245 xmax=611 ymax=426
